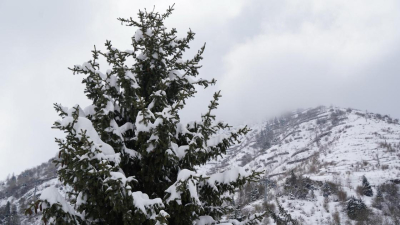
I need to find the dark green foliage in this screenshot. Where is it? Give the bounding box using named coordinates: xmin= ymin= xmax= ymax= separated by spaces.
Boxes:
xmin=362 ymin=176 xmax=373 ymax=197
xmin=284 ymin=173 xmax=314 ymax=200
xmin=346 ymin=196 xmax=368 ymax=221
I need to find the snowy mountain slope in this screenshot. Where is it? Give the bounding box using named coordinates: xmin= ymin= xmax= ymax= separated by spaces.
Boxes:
xmin=200 ymin=106 xmax=400 ymax=224
xmin=203 ymin=106 xmax=399 ymax=176
xmin=1 ymin=106 xmax=399 ymax=224
xmin=0 ymin=159 xmax=59 ymax=224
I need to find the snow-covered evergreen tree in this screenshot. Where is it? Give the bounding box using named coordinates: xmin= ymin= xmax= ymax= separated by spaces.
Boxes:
xmin=2 ymin=201 xmax=10 ymax=224
xmin=362 ymin=175 xmax=373 ymax=197
xmin=250 ymin=186 xmax=259 ymax=202
xmin=289 ymin=192 xmax=295 ymax=200
xmin=322 ymin=181 xmax=331 ymax=197
xmin=25 ymin=5 xmax=262 ymax=225
xmin=346 ymin=196 xmax=367 ymax=221
xmin=8 ymin=204 xmax=20 ymax=225
xmin=2 ymin=202 xmax=20 ymax=225
xmin=372 ymin=186 xmax=383 ymax=210
xmin=234 ymin=205 xmax=243 ymax=222
xmin=310 ymin=189 xmax=315 ymax=201
xmin=376 ymin=186 xmax=382 ymax=199
xmin=269 ymin=198 xmax=298 ymax=225
xmin=288 ymin=170 xmax=297 ymax=186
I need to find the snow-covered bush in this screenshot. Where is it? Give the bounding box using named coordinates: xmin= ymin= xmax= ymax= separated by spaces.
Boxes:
xmin=346 ymin=197 xmax=368 ymax=221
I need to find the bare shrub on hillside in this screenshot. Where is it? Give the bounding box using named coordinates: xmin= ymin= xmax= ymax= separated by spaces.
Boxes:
xmin=381 ymin=165 xmax=389 ymax=170
xmin=379 ymin=141 xmax=395 ymax=153
xmin=308 ymin=164 xmax=318 ymax=174
xmin=356 ymin=185 xmax=363 ymax=197
xmin=337 ymin=189 xmax=348 ymax=202
xmin=332 ymin=211 xmax=340 ymax=225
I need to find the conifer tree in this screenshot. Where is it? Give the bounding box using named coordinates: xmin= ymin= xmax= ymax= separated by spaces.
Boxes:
xmin=234 ymin=205 xmax=243 ymax=222
xmin=289 ymin=170 xmax=297 ymax=186
xmin=376 ymin=186 xmax=382 ymax=199
xmin=310 ymin=189 xmax=315 ymax=200
xmin=8 ymin=204 xmax=20 ymax=225
xmin=26 ymin=5 xmax=262 ymax=225
xmin=269 ymin=198 xmax=298 ymax=225
xmin=372 ymin=186 xmax=383 ymax=209
xmin=362 ymin=175 xmax=373 ymax=197
xmin=347 ymin=196 xmax=367 ymax=221
xmin=250 ymin=186 xmax=259 ymax=202
xmin=322 ymin=181 xmax=331 ymax=197
xmin=3 ymin=201 xmax=10 ymax=224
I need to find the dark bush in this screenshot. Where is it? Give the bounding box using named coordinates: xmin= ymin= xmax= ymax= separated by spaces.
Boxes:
xmin=347 ymin=197 xmax=368 ymax=221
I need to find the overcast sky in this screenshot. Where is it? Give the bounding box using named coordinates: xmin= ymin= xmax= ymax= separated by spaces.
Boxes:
xmin=1 ymin=0 xmax=399 ymax=180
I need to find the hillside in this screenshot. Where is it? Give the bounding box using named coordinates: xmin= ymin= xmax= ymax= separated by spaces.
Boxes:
xmin=1 ymin=106 xmax=400 ymax=224
xmin=200 ymin=106 xmax=400 ymax=224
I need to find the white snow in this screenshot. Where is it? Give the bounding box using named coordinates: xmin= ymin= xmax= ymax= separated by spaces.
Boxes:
xmin=165 ymin=169 xmax=201 ymax=205
xmin=135 ymin=110 xmax=163 ymax=134
xmin=195 ymin=216 xmax=215 ymax=225
xmin=60 ymin=116 xmax=120 ymax=163
xmin=208 ymin=167 xmax=251 ymax=188
xmin=171 ymin=142 xmax=189 ymax=159
xmin=131 ymin=191 xmax=163 ymax=217
xmin=134 ymin=29 xmax=143 ymax=41
xmin=40 ymin=186 xmax=75 ymax=215
xmin=104 ymin=171 xmax=137 ymax=187
xmin=207 ymin=133 xmax=229 ymax=147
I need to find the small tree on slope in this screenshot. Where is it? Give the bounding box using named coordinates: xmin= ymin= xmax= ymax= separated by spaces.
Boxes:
xmin=347 ymin=197 xmax=368 ymax=221
xmin=269 ymin=198 xmax=298 ymax=225
xmin=26 ymin=6 xmax=262 ymax=225
xmin=250 ymin=186 xmax=259 ymax=202
xmin=362 ymin=175 xmax=373 ymax=197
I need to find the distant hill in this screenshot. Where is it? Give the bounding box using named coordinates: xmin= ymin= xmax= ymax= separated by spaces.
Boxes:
xmin=199 ymin=106 xmax=400 ymax=224
xmin=0 ymin=159 xmax=57 ymax=224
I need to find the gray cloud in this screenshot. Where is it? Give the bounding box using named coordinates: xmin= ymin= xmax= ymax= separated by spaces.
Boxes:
xmin=217 ymin=0 xmax=400 ymax=123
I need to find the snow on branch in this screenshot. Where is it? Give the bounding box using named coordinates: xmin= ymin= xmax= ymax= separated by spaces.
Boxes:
xmin=165 ymin=169 xmax=203 ymax=206
xmin=40 ymin=186 xmax=75 ymax=215
xmin=131 ymin=191 xmax=164 ymax=219
xmin=58 ymin=116 xmax=120 ymax=163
